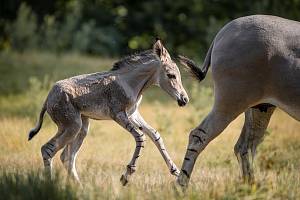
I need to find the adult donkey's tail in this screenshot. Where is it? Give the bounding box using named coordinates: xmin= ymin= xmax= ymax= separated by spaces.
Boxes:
xmin=178 ymin=40 xmax=214 ymax=82
xmin=28 ymin=100 xmax=47 ymax=141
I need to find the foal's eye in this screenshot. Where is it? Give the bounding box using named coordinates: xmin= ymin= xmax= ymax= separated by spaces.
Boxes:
xmin=167 ymin=74 xmax=176 ymax=79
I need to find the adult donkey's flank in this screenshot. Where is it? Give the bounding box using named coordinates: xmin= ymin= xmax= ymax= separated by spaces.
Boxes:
xmin=28 ymin=39 xmax=189 ymax=185
xmin=177 ymin=15 xmax=300 ymax=187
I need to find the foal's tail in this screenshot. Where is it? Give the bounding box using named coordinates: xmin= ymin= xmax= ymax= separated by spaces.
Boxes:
xmin=28 ymin=100 xmax=47 ymax=141
xmin=178 ymin=40 xmax=214 ymax=82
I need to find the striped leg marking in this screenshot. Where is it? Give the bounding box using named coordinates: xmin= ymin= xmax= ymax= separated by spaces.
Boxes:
xmin=114 ymin=112 xmax=146 ymax=186
xmin=177 ymin=127 xmax=209 ymax=187
xmin=41 ymin=142 xmax=56 ymax=178
xmin=130 ymin=111 xmax=180 ymax=177
xmin=148 ymin=130 xmax=180 ymax=176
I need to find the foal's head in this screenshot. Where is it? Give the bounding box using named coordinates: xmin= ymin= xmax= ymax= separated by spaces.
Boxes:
xmin=153 ymin=39 xmax=189 ymax=107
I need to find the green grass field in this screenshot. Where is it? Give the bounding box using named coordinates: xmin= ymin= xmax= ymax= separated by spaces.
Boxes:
xmin=0 ymin=51 xmax=299 ymax=199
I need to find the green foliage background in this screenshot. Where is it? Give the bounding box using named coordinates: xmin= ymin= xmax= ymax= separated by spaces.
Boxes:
xmin=1 ymin=0 xmax=300 ymax=59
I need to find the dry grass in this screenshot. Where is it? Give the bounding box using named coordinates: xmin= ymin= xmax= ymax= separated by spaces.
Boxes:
xmin=1 ymin=105 xmax=300 ymax=199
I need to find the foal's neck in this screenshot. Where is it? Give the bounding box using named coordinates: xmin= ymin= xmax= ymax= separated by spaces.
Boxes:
xmin=119 ymin=61 xmax=160 ymax=100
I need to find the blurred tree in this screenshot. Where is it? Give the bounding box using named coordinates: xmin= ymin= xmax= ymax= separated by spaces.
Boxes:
xmin=5 ymin=3 xmax=38 ymax=51
xmin=1 ymin=0 xmax=300 ymax=58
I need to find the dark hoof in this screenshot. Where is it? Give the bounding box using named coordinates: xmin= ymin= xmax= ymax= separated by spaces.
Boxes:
xmin=176 ymin=173 xmax=189 ymax=189
xmin=120 ymin=174 xmax=128 ymax=186
xmin=172 ymin=180 xmax=186 ymax=196
xmin=171 ymin=168 xmax=180 ymax=177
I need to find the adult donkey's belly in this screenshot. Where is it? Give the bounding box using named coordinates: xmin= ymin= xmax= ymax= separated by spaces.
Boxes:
xmin=264 ymin=60 xmax=300 ymax=121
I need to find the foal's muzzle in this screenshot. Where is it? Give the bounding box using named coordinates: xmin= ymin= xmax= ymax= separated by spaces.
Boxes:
xmin=177 ymin=94 xmax=188 ymax=107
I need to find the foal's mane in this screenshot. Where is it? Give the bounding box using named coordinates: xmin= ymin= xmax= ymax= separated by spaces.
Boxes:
xmin=111 ymin=50 xmax=158 ymax=71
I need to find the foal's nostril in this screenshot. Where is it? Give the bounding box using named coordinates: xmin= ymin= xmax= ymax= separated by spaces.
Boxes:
xmin=180 ymin=94 xmax=188 ymax=104
xmin=177 ymin=94 xmax=188 ymax=107
xmin=183 ymin=97 xmax=188 ymax=104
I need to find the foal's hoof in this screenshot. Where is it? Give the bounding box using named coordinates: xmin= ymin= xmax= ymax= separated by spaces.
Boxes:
xmin=170 ymin=167 xmax=180 ymax=177
xmin=120 ymin=174 xmax=128 ymax=186
xmin=172 ymin=169 xmax=180 ymax=177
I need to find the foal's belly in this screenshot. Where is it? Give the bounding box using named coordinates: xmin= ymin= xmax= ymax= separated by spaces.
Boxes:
xmin=79 ymin=103 xmax=137 ymax=120
xmin=80 ymin=106 xmax=112 ymax=120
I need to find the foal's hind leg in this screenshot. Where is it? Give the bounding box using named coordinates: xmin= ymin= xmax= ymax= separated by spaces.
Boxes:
xmin=234 ymin=104 xmax=275 ymax=183
xmin=41 ymin=104 xmax=82 ymax=178
xmin=60 ymin=117 xmax=89 ymax=182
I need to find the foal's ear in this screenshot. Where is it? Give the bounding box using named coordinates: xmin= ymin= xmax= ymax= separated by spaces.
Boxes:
xmin=153 ymin=38 xmax=171 ymax=62
xmin=153 ymin=38 xmax=164 ymax=58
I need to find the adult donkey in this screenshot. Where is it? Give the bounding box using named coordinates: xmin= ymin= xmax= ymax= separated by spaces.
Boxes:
xmin=177 ymin=15 xmax=300 ymax=187
xmin=28 ymin=39 xmax=189 ymax=185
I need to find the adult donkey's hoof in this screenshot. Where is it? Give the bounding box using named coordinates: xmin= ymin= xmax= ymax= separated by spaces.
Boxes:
xmin=120 ymin=174 xmax=128 ymax=186
xmin=176 ymin=172 xmax=189 ymax=189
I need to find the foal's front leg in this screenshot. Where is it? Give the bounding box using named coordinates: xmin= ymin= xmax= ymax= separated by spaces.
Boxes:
xmin=113 ymin=112 xmax=146 ymax=186
xmin=130 ymin=111 xmax=180 ymax=176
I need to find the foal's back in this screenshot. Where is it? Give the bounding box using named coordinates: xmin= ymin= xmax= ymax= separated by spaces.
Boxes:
xmin=46 ymin=71 xmax=130 ymax=120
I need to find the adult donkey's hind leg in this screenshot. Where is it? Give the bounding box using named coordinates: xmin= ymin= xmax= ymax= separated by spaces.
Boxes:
xmin=60 ymin=117 xmax=89 ymax=182
xmin=234 ymin=104 xmax=275 ymax=183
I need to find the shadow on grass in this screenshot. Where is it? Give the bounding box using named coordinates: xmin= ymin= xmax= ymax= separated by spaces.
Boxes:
xmin=0 ymin=170 xmax=78 ymax=200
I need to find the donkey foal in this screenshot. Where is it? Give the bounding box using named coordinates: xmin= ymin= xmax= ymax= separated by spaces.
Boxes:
xmin=28 ymin=39 xmax=189 ymax=185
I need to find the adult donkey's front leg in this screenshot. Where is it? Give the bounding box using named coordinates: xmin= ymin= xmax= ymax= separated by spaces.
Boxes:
xmin=130 ymin=111 xmax=180 ymax=176
xmin=114 ymin=112 xmax=146 ymax=186
xmin=177 ymin=109 xmax=241 ymax=188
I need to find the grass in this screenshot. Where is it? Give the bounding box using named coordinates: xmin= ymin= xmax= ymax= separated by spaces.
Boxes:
xmin=0 ymin=171 xmax=77 ymax=200
xmin=0 ymin=51 xmax=299 ymax=199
